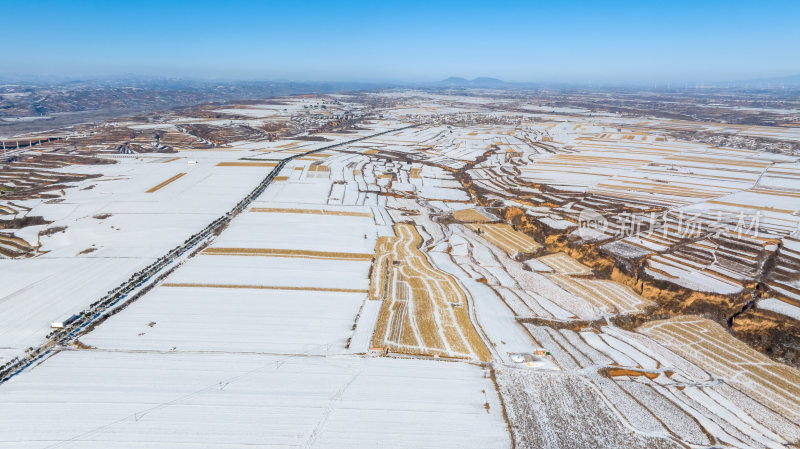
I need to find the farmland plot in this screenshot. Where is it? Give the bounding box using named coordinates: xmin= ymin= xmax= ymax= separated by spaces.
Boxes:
xmin=371 ymin=224 xmax=491 ymax=361
xmin=0 ymin=149 xmax=279 ymax=359
xmin=163 ymin=253 xmax=371 ymax=292
xmin=0 ymin=257 xmax=153 ymax=351
xmin=521 ymin=323 xmax=800 ymax=448
xmin=83 ymin=286 xmax=365 ymax=354
xmin=495 ymin=368 xmax=682 ymax=449
xmin=639 ymin=316 xmax=800 ymax=423
xmin=209 ymin=205 xmax=377 ymax=254
xmin=452 ymin=208 xmax=494 ymax=223
xmin=455 ymin=224 xmax=650 ymax=319
xmin=4 ymin=90 xmax=800 ymax=449
xmin=426 ymin=249 xmax=551 ymax=362
xmin=0 ymin=351 xmax=509 ymax=449
xmin=537 ymin=252 xmax=592 ymax=275
xmin=451 ymin=227 xmax=599 ymax=320
xmin=545 ymin=274 xmax=653 ymax=315
xmin=465 ymin=223 xmax=540 ymax=256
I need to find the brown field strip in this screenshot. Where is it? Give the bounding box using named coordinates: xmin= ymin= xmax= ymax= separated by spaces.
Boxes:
xmin=547 ymin=274 xmax=652 ymax=314
xmin=162 ymin=157 xmax=181 ymax=163
xmin=369 ymin=236 xmax=394 ymax=300
xmin=145 ymin=173 xmax=186 ymax=193
xmin=0 ymin=234 xmax=30 ymax=247
xmin=600 ymin=367 xmax=659 ymax=380
xmin=371 ymin=224 xmax=491 ymax=361
xmin=216 ymin=161 xmax=277 ymax=167
xmin=747 ymin=187 xmax=800 ymax=198
xmin=273 ymin=176 xmax=289 ymax=181
xmin=249 ymin=207 xmax=372 ymax=217
xmin=639 ymin=316 xmax=800 ymax=422
xmin=609 ymin=175 xmax=746 ymax=191
xmin=452 ymin=208 xmax=492 ymax=223
xmin=593 ymin=182 xmax=725 ymax=199
xmin=537 ymin=253 xmax=592 ymax=275
xmin=161 ymin=283 xmax=367 ymax=293
xmin=408 ymin=167 xmax=422 ymax=178
xmin=0 ymin=234 xmax=33 ymax=256
xmin=203 ymin=247 xmax=373 ymax=260
xmin=466 ymin=223 xmax=540 ymax=255
xmin=705 ymin=200 xmax=796 ymax=214
xmin=546 ymin=154 xmax=652 ymax=166
xmin=664 ymin=155 xmax=771 ymax=169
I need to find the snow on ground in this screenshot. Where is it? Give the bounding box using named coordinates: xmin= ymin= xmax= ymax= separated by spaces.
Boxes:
xmin=0 ymin=351 xmax=509 ymax=449
xmin=495 ymin=368 xmax=680 ymax=449
xmin=646 ymin=258 xmax=744 ymax=295
xmin=167 ymin=254 xmax=371 ymax=291
xmin=0 ymin=349 xmax=18 ymax=365
xmin=4 ymin=92 xmax=800 ymax=448
xmin=428 ymin=251 xmax=546 ymax=362
xmin=0 ymin=150 xmax=278 ymax=361
xmin=211 ymin=208 xmax=377 ymax=254
xmin=0 ymin=257 xmax=148 ymax=351
xmin=758 ymin=298 xmax=800 ymax=321
xmin=82 ymin=287 xmax=364 ymax=355
xmin=347 ymin=300 xmax=382 ymax=353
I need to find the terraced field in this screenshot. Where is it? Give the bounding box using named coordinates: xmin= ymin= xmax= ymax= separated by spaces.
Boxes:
xmin=2 ymin=90 xmax=799 ymax=449
xmin=465 ymin=223 xmax=540 ymax=256
xmin=640 ymin=316 xmax=800 ymax=423
xmin=371 ymin=224 xmax=491 ymax=361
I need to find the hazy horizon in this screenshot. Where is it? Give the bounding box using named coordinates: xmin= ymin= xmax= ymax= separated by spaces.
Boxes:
xmin=4 ymin=0 xmax=800 ymax=84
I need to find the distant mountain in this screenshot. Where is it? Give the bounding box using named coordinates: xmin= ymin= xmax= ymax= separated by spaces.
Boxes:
xmin=440 ymin=77 xmax=471 ymax=86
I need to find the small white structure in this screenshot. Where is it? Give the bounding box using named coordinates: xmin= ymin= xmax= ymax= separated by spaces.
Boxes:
xmin=50 ymin=314 xmax=79 ymax=329
xmin=509 ymin=351 xmax=557 ymax=370
xmin=368 ymin=347 xmax=388 ymax=356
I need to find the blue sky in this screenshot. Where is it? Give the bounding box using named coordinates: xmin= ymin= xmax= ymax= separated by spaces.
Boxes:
xmin=2 ymin=0 xmax=799 ymax=83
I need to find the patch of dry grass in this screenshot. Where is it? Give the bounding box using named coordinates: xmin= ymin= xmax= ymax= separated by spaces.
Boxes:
xmin=466 ymin=223 xmax=540 ymax=255
xmin=216 ymin=161 xmax=277 ymax=167
xmin=452 ymin=208 xmax=492 ymax=223
xmin=145 ymin=173 xmax=186 ymax=193
xmin=250 ymin=207 xmax=371 ymax=218
xmin=161 ymin=282 xmax=367 ymax=293
xmin=371 ymin=224 xmax=491 ymax=361
xmin=203 ymin=247 xmax=373 ymax=260
xmin=639 ymin=316 xmax=800 ymax=422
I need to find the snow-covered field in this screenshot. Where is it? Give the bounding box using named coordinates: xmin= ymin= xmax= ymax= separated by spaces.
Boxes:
xmin=166 ymin=254 xmax=371 ymax=291
xmin=211 ymin=207 xmax=377 ymax=254
xmin=0 ymin=351 xmax=509 ymax=448
xmin=82 ymin=286 xmax=365 ymax=354
xmin=2 ymin=91 xmax=800 ymax=449
xmin=0 ymin=151 xmax=278 ymax=359
xmin=759 ymin=298 xmax=800 ymax=320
